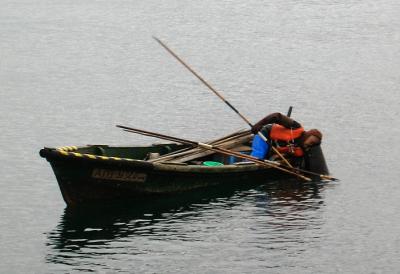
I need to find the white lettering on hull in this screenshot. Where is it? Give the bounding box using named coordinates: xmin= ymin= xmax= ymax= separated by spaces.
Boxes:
xmin=91 ymin=168 xmax=147 ymax=183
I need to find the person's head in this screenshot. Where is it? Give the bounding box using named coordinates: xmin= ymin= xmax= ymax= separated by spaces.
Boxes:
xmin=302 ymin=129 xmax=322 ymax=149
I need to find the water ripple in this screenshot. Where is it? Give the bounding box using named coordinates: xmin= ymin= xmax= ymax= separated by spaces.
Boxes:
xmin=45 ymin=181 xmax=327 ymax=272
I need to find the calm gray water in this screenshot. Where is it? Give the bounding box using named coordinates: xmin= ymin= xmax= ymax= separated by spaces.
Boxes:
xmin=1 ymin=0 xmax=400 ymax=273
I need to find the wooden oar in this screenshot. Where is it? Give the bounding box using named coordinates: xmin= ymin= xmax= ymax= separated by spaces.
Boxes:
xmin=260 ymin=158 xmax=338 ymax=181
xmin=158 ymin=134 xmax=252 ymax=164
xmin=116 ymin=125 xmax=312 ymax=181
xmin=152 ymin=37 xmax=293 ymax=168
xmin=149 ymin=129 xmax=251 ymax=163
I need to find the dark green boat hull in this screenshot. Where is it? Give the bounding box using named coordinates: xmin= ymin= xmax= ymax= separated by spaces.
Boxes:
xmin=40 ymin=144 xmax=328 ymax=207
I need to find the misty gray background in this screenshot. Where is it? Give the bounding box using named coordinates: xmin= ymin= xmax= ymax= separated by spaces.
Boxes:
xmin=1 ymin=0 xmax=399 ymax=273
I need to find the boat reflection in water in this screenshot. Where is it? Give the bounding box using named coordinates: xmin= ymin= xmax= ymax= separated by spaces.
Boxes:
xmin=46 ymin=180 xmax=328 ymax=271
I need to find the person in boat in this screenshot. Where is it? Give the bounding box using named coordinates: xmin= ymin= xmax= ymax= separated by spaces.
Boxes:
xmin=250 ymin=112 xmax=322 ymax=160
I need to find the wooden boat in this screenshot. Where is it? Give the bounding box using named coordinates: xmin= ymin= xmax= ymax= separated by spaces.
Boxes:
xmin=39 ymin=40 xmax=332 ymax=207
xmin=39 ymin=131 xmax=329 ymax=207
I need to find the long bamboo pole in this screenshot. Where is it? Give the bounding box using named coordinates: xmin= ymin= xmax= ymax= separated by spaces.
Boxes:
xmin=116 ymin=125 xmax=311 ymax=181
xmin=149 ymin=129 xmax=251 ymax=163
xmin=152 ymin=37 xmax=293 ymax=168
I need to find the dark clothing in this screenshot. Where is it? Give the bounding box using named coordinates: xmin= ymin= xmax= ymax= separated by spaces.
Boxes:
xmin=251 ymin=112 xmax=302 ymax=134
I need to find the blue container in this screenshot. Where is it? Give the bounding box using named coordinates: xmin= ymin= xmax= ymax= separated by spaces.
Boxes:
xmin=250 ymin=135 xmax=270 ymax=159
xmin=228 ymin=151 xmax=251 ymax=164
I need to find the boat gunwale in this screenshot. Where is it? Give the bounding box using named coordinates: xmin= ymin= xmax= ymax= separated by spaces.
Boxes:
xmin=39 ymin=147 xmax=263 ymax=173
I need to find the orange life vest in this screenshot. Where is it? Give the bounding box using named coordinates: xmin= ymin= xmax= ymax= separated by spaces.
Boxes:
xmin=270 ymin=124 xmax=304 ymax=141
xmin=270 ymin=124 xmax=305 ymax=157
xmin=276 ymin=146 xmax=304 ymax=157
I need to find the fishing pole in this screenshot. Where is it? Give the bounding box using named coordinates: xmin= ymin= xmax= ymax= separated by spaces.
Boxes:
xmin=152 ymin=37 xmax=293 ymax=168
